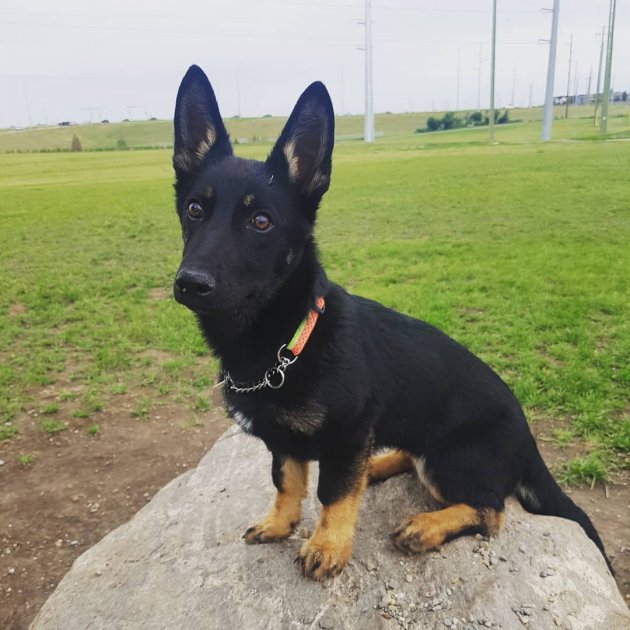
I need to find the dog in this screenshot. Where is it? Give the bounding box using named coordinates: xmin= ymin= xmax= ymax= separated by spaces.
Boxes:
xmin=172 ymin=65 xmax=610 ymax=580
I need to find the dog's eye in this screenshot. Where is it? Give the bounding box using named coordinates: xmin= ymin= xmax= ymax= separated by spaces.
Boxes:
xmin=187 ymin=201 xmax=203 ymax=220
xmin=251 ymin=213 xmax=272 ymax=232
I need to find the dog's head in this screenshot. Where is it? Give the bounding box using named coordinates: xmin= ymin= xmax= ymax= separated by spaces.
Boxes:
xmin=172 ymin=65 xmax=334 ymax=316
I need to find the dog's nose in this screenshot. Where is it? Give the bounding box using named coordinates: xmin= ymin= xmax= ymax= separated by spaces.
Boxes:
xmin=174 ymin=269 xmax=216 ymax=297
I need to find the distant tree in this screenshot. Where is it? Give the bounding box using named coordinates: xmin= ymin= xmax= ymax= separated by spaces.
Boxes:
xmin=468 ymin=111 xmax=483 ymax=126
xmin=117 ymin=138 xmax=128 ymax=150
xmin=70 ymin=134 xmax=82 ymax=152
xmin=497 ymin=109 xmax=510 ymax=125
xmin=441 ymin=112 xmax=456 ymax=130
xmin=426 ymin=116 xmax=441 ymax=131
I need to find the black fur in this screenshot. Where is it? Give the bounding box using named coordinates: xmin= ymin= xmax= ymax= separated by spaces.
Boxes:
xmin=172 ymin=65 xmax=611 ymax=572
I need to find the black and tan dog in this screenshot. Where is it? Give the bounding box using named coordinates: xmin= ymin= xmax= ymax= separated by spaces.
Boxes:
xmin=172 ymin=65 xmax=610 ymax=580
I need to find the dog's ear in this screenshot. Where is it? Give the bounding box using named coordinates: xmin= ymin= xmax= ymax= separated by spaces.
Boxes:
xmin=267 ymin=82 xmax=334 ymax=205
xmin=173 ymin=65 xmax=232 ymax=177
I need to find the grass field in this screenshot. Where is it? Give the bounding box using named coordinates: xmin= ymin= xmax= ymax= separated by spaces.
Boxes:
xmin=1 ymin=104 xmax=629 ymax=152
xmin=0 ymin=114 xmax=629 ymax=482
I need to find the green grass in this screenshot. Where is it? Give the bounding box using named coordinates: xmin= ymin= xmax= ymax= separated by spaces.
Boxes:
xmin=40 ymin=419 xmax=66 ymax=435
xmin=17 ymin=453 xmax=34 ymax=467
xmin=0 ymin=114 xmax=628 ymax=480
xmin=1 ymin=425 xmax=18 ymax=440
xmin=87 ymin=423 xmax=100 ymax=436
xmin=558 ymin=453 xmax=609 ymax=486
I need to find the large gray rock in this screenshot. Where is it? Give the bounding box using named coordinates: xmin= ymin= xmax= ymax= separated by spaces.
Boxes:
xmin=33 ymin=427 xmax=629 ymax=630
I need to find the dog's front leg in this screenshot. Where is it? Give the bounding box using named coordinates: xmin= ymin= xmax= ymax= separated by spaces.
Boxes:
xmin=296 ymin=447 xmax=368 ymax=580
xmin=244 ymin=454 xmax=308 ymax=543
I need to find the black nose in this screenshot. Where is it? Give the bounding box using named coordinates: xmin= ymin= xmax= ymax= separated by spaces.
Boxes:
xmin=174 ymin=269 xmax=216 ymax=298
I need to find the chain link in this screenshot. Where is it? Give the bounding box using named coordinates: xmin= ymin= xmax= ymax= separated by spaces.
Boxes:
xmin=217 ymin=344 xmax=298 ymax=394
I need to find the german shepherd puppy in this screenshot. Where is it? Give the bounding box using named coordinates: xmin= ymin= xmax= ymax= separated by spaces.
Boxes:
xmin=172 ymin=65 xmax=610 ymax=580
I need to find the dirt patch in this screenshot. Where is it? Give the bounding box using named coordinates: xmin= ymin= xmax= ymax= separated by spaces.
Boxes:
xmin=0 ymin=404 xmax=229 ymax=630
xmin=1 ymin=411 xmax=628 ymax=628
xmin=147 ymin=287 xmax=171 ymax=301
xmin=8 ymin=303 xmax=26 ymax=317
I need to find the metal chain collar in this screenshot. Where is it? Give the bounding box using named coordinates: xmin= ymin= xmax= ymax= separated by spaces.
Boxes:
xmin=216 ymin=344 xmax=299 ymax=394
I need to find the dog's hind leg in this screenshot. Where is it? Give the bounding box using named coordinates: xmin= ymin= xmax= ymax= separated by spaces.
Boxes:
xmin=390 ymin=505 xmax=504 ymax=553
xmin=368 ymin=450 xmax=413 ymax=484
xmin=391 ymin=447 xmax=507 ymax=553
xmin=244 ymin=456 xmax=308 ymax=544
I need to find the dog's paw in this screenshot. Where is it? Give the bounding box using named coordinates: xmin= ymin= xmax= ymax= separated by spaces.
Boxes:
xmin=243 ymin=518 xmax=296 ymax=544
xmin=295 ymin=538 xmax=351 ymax=580
xmin=389 ymin=516 xmax=441 ymax=554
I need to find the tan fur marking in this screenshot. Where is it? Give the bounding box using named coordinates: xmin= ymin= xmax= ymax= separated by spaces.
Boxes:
xmin=204 ymin=186 xmax=215 ymax=200
xmin=173 ymin=151 xmax=194 ymax=173
xmin=283 ymin=140 xmax=300 ymax=183
xmin=244 ymin=459 xmax=308 ymax=543
xmin=413 ymin=457 xmax=446 ymax=503
xmin=194 ymin=126 xmax=217 ymax=161
xmin=242 ymin=193 xmax=256 ymax=208
xmin=481 ymin=507 xmax=505 ymax=536
xmin=391 ymin=504 xmax=504 ymax=553
xmin=297 ymin=469 xmax=368 ymax=580
xmin=368 ymin=450 xmax=413 ymax=483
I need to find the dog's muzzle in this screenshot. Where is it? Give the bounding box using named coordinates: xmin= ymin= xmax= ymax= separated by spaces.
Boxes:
xmin=173 ymin=268 xmax=216 ymax=310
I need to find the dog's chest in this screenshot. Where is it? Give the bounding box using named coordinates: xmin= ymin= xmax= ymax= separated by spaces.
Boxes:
xmin=225 ymin=396 xmax=325 ymax=439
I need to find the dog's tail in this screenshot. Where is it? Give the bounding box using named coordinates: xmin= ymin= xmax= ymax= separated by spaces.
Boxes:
xmin=516 ymin=444 xmax=613 ymax=574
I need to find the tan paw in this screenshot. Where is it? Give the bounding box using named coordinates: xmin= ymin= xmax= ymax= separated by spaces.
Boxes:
xmin=243 ymin=517 xmax=296 ymax=544
xmin=389 ymin=516 xmax=441 ymax=553
xmin=295 ymin=538 xmax=351 ymax=580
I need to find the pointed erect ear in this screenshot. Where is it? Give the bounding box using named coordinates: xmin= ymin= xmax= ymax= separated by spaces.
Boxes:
xmin=173 ymin=65 xmax=232 ymax=177
xmin=267 ymin=81 xmax=334 ymax=200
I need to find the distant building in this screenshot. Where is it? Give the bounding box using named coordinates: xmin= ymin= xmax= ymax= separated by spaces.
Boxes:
xmin=553 ymin=89 xmax=628 ymax=106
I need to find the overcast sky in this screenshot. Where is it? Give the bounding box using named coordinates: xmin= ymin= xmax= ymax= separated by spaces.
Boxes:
xmin=1 ymin=0 xmax=628 ymax=127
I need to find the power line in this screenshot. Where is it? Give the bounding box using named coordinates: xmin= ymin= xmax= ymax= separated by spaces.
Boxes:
xmin=564 ymin=33 xmax=573 ymax=119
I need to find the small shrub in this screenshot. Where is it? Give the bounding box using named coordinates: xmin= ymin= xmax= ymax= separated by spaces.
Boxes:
xmin=70 ymin=134 xmax=82 ymax=152
xmin=87 ymin=423 xmax=100 ymax=436
xmin=117 ymin=138 xmax=128 ymax=150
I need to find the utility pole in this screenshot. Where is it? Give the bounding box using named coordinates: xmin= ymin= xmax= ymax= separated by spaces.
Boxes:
xmin=236 ymin=67 xmax=242 ymax=118
xmin=476 ymin=43 xmax=483 ymax=111
xmin=363 ymin=0 xmax=375 ymax=143
xmin=541 ymin=0 xmax=559 ymax=142
xmin=511 ymin=62 xmax=517 ymax=106
xmin=573 ymin=64 xmax=579 ymax=105
xmin=594 ymin=26 xmax=606 ymax=125
xmin=564 ymin=34 xmax=573 ymax=119
xmin=600 ymin=0 xmax=617 ymax=134
xmin=586 ymin=66 xmax=592 ymax=108
xmin=489 ymin=0 xmax=497 ymax=142
xmin=456 ymin=48 xmax=461 ymax=111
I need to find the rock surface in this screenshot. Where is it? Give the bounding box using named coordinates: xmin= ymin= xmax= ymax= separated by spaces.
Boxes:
xmin=33 ymin=426 xmax=629 ymax=630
